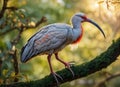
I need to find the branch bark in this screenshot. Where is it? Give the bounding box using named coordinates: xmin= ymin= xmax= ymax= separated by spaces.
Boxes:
xmin=0 ymin=0 xmax=17 ymax=19
xmin=0 ymin=0 xmax=8 ymax=19
xmin=1 ymin=38 xmax=120 ymax=87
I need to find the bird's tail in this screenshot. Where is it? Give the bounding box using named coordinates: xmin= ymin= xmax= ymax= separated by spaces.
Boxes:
xmin=21 ymin=44 xmax=32 ymax=63
xmin=21 ymin=45 xmax=27 ymax=63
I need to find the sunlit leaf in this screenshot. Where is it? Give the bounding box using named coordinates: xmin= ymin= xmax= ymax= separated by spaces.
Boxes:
xmin=10 ymin=72 xmax=15 ymax=77
xmin=2 ymin=69 xmax=8 ymax=76
xmin=98 ymin=0 xmax=104 ymax=4
xmin=28 ymin=21 xmax=35 ymax=26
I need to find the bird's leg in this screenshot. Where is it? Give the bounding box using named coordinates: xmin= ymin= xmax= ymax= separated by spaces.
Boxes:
xmin=47 ymin=54 xmax=63 ymax=85
xmin=55 ymin=53 xmax=74 ymax=77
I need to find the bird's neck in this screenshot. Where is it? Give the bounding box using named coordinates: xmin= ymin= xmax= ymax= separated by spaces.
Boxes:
xmin=72 ymin=23 xmax=83 ymax=44
xmin=73 ymin=21 xmax=81 ymax=29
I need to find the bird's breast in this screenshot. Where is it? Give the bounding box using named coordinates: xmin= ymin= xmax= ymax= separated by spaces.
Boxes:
xmin=72 ymin=26 xmax=83 ymax=44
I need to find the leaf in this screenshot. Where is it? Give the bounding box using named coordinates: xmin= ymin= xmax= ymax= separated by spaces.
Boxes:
xmin=22 ymin=74 xmax=30 ymax=82
xmin=2 ymin=69 xmax=8 ymax=76
xmin=98 ymin=0 xmax=104 ymax=4
xmin=10 ymin=72 xmax=15 ymax=77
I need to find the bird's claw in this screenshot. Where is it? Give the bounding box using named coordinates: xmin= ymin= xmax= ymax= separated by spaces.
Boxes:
xmin=51 ymin=72 xmax=63 ymax=85
xmin=65 ymin=63 xmax=75 ymax=77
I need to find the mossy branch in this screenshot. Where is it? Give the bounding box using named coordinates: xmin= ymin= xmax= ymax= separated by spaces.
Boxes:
xmin=1 ymin=38 xmax=120 ymax=87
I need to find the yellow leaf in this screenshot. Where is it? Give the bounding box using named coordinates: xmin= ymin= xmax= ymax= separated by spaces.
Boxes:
xmin=98 ymin=0 xmax=104 ymax=4
xmin=28 ymin=21 xmax=35 ymax=26
xmin=2 ymin=69 xmax=8 ymax=76
xmin=23 ymin=75 xmax=30 ymax=82
xmin=11 ymin=72 xmax=15 ymax=77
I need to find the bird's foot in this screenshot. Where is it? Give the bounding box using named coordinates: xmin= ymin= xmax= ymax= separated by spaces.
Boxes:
xmin=65 ymin=63 xmax=75 ymax=77
xmin=51 ymin=72 xmax=63 ymax=85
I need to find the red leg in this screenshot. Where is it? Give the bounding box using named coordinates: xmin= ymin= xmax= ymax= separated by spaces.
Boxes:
xmin=47 ymin=54 xmax=54 ymax=73
xmin=47 ymin=54 xmax=63 ymax=85
xmin=55 ymin=53 xmax=74 ymax=77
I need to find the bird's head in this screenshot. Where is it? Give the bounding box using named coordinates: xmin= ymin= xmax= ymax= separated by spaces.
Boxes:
xmin=72 ymin=12 xmax=106 ymax=38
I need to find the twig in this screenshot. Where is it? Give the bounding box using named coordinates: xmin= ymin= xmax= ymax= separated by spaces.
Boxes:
xmin=95 ymin=72 xmax=120 ymax=87
xmin=5 ymin=7 xmax=18 ymax=10
xmin=35 ymin=16 xmax=47 ymax=27
xmin=9 ymin=26 xmax=26 ymax=82
xmin=8 ymin=26 xmax=23 ymax=82
xmin=0 ymin=28 xmax=16 ymax=36
xmin=22 ymin=16 xmax=47 ymax=29
xmin=11 ymin=27 xmax=23 ymax=45
xmin=11 ymin=49 xmax=19 ymax=82
xmin=0 ymin=0 xmax=18 ymax=19
xmin=0 ymin=16 xmax=47 ymax=36
xmin=0 ymin=0 xmax=8 ymax=19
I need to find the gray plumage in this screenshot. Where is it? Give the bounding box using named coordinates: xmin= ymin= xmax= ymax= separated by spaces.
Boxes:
xmin=21 ymin=23 xmax=76 ymax=62
xmin=21 ymin=12 xmax=105 ymax=63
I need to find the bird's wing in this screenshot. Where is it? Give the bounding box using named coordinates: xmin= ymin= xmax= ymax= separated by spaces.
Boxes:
xmin=21 ymin=24 xmax=72 ymax=62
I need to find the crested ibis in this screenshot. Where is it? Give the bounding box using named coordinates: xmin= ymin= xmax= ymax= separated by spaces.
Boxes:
xmin=21 ymin=12 xmax=105 ymax=85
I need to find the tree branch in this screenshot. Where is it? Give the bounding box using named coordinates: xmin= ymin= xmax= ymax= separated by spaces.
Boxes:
xmin=1 ymin=38 xmax=120 ymax=87
xmin=5 ymin=7 xmax=18 ymax=10
xmin=95 ymin=72 xmax=120 ymax=87
xmin=9 ymin=49 xmax=19 ymax=82
xmin=0 ymin=0 xmax=8 ymax=19
xmin=0 ymin=0 xmax=18 ymax=19
xmin=22 ymin=16 xmax=47 ymax=29
xmin=0 ymin=16 xmax=47 ymax=36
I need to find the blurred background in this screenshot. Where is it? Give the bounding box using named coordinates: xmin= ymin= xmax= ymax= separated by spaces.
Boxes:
xmin=0 ymin=0 xmax=120 ymax=87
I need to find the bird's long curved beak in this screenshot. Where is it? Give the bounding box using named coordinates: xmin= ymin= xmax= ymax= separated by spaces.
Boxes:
xmin=86 ymin=18 xmax=106 ymax=38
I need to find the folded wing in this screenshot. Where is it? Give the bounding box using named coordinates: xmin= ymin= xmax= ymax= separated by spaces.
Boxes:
xmin=21 ymin=24 xmax=71 ymax=62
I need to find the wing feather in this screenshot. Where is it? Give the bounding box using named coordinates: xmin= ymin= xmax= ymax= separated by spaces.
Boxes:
xmin=21 ymin=24 xmax=72 ymax=62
